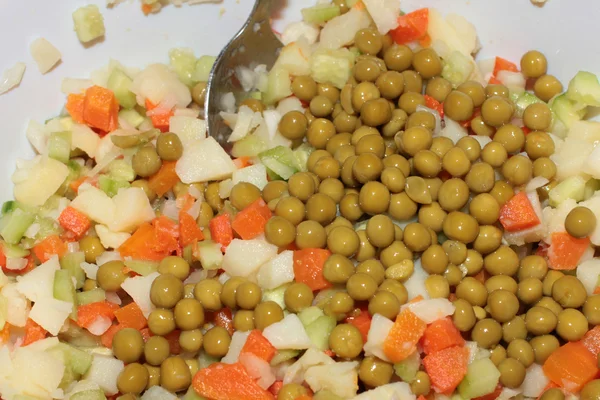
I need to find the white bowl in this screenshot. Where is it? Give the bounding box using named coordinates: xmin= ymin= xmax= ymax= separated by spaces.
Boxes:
xmin=0 ymin=0 xmax=597 ymax=202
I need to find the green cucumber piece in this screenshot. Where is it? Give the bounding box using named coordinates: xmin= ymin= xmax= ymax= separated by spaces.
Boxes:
xmin=60 ymin=252 xmax=86 ymax=289
xmin=298 ymin=306 xmax=325 ymax=327
xmin=107 ymin=69 xmax=137 ymax=109
xmin=0 ymin=208 xmax=35 ymax=245
xmin=170 ymin=48 xmax=197 ymax=87
xmin=270 ymin=349 xmax=300 ymax=366
xmin=54 ymin=269 xmax=77 ymax=320
xmin=549 ymin=175 xmax=587 ymax=206
xmin=55 ymin=342 xmax=93 ymax=375
xmin=1 ymin=201 xmax=17 ymax=215
xmin=98 ymin=175 xmax=130 ymax=198
xmin=58 ymin=322 xmax=102 ymax=348
xmin=551 ymin=93 xmax=586 ymax=129
xmin=192 ymin=55 xmax=217 ymax=83
xmin=72 ymin=5 xmax=105 ymax=43
xmin=457 ymin=357 xmax=500 ymax=399
xmin=108 ymin=159 xmax=136 ymax=182
xmin=2 ymin=243 xmax=30 ymax=258
xmin=76 ymin=288 xmax=106 ymax=305
xmin=258 ymin=146 xmax=298 ymax=180
xmin=48 ymin=132 xmax=71 ymax=164
xmin=124 ymin=259 xmax=159 ymax=276
xmin=293 ymin=143 xmax=314 ymax=172
xmin=301 ymin=4 xmax=341 ymax=24
xmin=198 ymin=352 xmax=220 ymax=369
xmin=71 ymin=390 xmax=107 ymax=400
xmin=231 ymin=134 xmax=268 ymax=158
xmin=262 ymin=284 xmax=290 ymax=311
xmin=394 ymin=350 xmax=420 ymax=382
xmin=119 ymin=109 xmax=145 ymax=128
xmin=305 ymin=315 xmax=336 ymax=351
xmin=567 ymin=71 xmax=600 ymax=107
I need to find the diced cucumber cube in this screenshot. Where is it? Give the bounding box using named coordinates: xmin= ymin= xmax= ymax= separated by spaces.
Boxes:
xmin=54 ymin=269 xmax=77 ymax=320
xmin=567 ymin=71 xmax=600 ymax=107
xmin=71 ymin=390 xmax=107 ymax=400
xmin=551 ymin=94 xmax=586 ymax=129
xmin=119 ymin=109 xmax=145 ymax=128
xmin=55 ymin=342 xmax=93 ymax=375
xmin=231 ymin=135 xmax=268 ymax=158
xmin=60 ymin=252 xmax=86 ymax=289
xmin=170 ymin=48 xmax=197 ymax=87
xmin=192 ymin=55 xmax=217 ymax=83
xmin=198 ymin=352 xmax=220 ymax=369
xmin=293 ymin=143 xmax=314 ymax=172
xmin=108 ymin=159 xmax=136 ymax=182
xmin=72 ymin=5 xmax=105 ymax=44
xmin=107 ymin=69 xmax=137 ymax=109
xmin=124 ymin=259 xmax=159 ymax=276
xmin=305 ymin=315 xmax=336 ymax=351
xmin=263 ymin=67 xmax=292 ymax=106
xmin=458 ymin=357 xmax=500 ymax=399
xmin=76 ymin=288 xmax=106 ymax=305
xmin=258 ymin=146 xmax=298 ymax=180
xmin=301 ymin=4 xmax=341 ymax=24
xmin=549 ymin=175 xmax=587 ymax=206
xmin=98 ymin=175 xmax=131 ymax=198
xmin=48 ymin=131 xmax=72 ymax=164
xmin=262 ymin=284 xmax=290 ymax=310
xmin=270 ymin=349 xmax=300 ymax=366
xmin=2 ymin=243 xmax=29 ymax=258
xmin=394 ymin=350 xmax=420 ymax=382
xmin=0 ymin=208 xmax=35 ymax=244
xmin=298 ymin=306 xmax=325 ymax=327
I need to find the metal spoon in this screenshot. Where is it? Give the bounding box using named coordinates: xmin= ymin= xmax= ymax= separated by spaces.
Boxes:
xmin=204 ymin=0 xmax=282 ymax=148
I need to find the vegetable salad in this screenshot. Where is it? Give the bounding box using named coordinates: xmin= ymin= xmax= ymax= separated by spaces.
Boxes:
xmin=2 ymin=1 xmax=600 ymax=400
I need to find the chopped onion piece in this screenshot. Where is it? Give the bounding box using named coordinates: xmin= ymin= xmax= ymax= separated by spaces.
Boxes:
xmin=526 ymin=176 xmax=550 ymax=192
xmin=87 ymin=315 xmax=112 ymax=335
xmin=30 ymin=38 xmax=62 ymax=74
xmin=0 ymin=62 xmax=26 ymax=95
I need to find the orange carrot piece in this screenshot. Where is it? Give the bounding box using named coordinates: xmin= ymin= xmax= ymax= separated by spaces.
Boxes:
xmin=77 ymin=301 xmax=119 ymax=329
xmin=179 ymin=211 xmax=204 ymax=248
xmin=114 ymin=302 xmax=147 ymax=330
xmin=152 ymin=216 xmax=180 ymax=255
xmin=547 ymin=232 xmax=591 ymax=270
xmin=140 ymin=327 xmax=153 ymax=342
xmin=423 ymin=346 xmax=469 ymax=394
xmin=231 ymin=198 xmax=272 ymax=240
xmin=233 ymin=156 xmax=252 ymax=169
xmin=209 ymin=214 xmax=233 ymax=251
xmin=164 ymin=330 xmax=182 ymax=354
xmin=390 ymin=8 xmax=429 ymax=44
xmin=148 ymin=161 xmax=179 ymax=197
xmin=101 ymin=324 xmax=122 ymax=348
xmin=66 ymin=93 xmax=85 ymax=124
xmin=421 ymin=317 xmax=465 ymax=355
xmin=582 ymin=325 xmax=600 ymax=356
xmin=268 ymin=381 xmax=284 ymax=397
xmin=345 ymin=308 xmax=372 ymax=343
xmin=488 ymin=76 xmax=502 ymax=85
xmin=543 ymin=341 xmax=598 ymax=392
xmin=22 ymin=318 xmax=48 ymax=346
xmin=145 ymin=99 xmax=174 ymax=133
xmin=193 ymin=362 xmax=275 ymax=400
xmin=383 ymin=308 xmax=427 ymax=363
xmin=58 ymin=206 xmax=91 ymax=239
xmin=141 ymin=3 xmax=153 ymax=14
xmin=241 ymin=330 xmax=277 ymax=362
xmin=213 ymin=308 xmax=234 ymax=336
xmin=499 ymin=192 xmax=541 ymax=232
xmin=0 ymin=323 xmax=10 ymax=344
xmin=424 ymin=95 xmax=444 ymax=118
xmin=418 ymin=396 xmax=428 ymax=400
xmin=493 ymin=57 xmax=519 ymax=76
xmin=119 ymin=222 xmax=164 ymax=261
xmin=293 ymin=249 xmax=332 ymax=291
xmin=83 ymin=85 xmax=119 ymax=132
xmin=33 ymin=235 xmax=67 ymax=263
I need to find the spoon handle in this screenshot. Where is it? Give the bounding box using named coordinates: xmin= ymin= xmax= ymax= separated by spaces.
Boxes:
xmin=251 ymin=0 xmax=274 ymax=22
